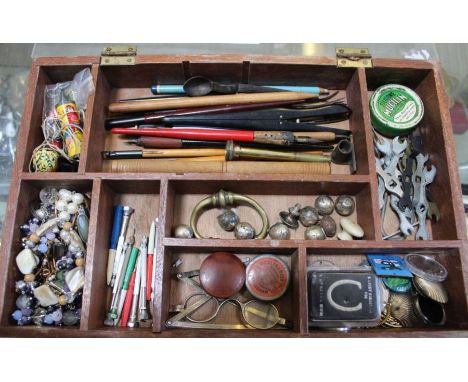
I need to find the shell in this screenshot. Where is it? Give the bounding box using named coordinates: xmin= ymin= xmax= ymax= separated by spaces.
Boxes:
xmin=320 ymin=215 xmax=337 ymax=237
xmin=337 ymin=231 xmax=353 ymax=240
xmin=65 ymin=266 xmax=85 ymax=294
xmin=315 ymin=195 xmax=334 ymax=215
xmin=304 ymin=225 xmax=326 ymax=240
xmin=268 ymin=222 xmax=290 ymax=240
xmin=33 ymin=285 xmax=59 ymax=307
xmin=76 ymin=212 xmax=89 ymax=243
xmin=35 ymin=217 xmax=61 ymax=237
xmin=69 ymin=230 xmax=85 ymax=251
xmin=413 ymin=276 xmax=449 ymax=303
xmin=234 ymin=222 xmax=255 ymax=240
xmin=389 ymin=292 xmax=418 ymax=327
xmin=299 ymin=206 xmax=319 ymax=227
xmin=340 ymin=218 xmax=364 ymax=238
xmin=15 ymin=248 xmax=39 ymax=275
xmin=335 ymin=195 xmax=355 ymax=216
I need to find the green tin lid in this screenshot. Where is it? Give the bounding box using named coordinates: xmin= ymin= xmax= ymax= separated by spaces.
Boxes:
xmin=369 ymin=84 xmax=424 ymax=137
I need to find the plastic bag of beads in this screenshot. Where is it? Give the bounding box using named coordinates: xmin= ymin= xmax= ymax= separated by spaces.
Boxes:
xmin=30 ymin=68 xmax=94 ymax=172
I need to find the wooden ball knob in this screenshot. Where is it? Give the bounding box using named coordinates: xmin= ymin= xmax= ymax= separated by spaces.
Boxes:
xmin=75 ymin=258 xmax=85 ymax=267
xmin=199 ymin=252 xmax=245 ymax=298
xmin=29 ymin=233 xmax=40 ymax=243
xmin=58 ymin=295 xmax=68 ymax=305
xmin=24 ymin=273 xmax=35 ymax=282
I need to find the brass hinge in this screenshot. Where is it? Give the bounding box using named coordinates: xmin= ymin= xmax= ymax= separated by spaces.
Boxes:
xmin=336 ymin=48 xmax=372 ymax=68
xmin=101 ymin=45 xmax=137 ymax=65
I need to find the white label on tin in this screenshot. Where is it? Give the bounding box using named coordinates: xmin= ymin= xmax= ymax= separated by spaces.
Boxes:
xmin=393 ymin=101 xmax=416 ymax=123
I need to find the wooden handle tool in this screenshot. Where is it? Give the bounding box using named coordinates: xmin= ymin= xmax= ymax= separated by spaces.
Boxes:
xmin=109 ymin=92 xmax=317 ymax=114
xmin=105 ymin=159 xmax=331 ymax=175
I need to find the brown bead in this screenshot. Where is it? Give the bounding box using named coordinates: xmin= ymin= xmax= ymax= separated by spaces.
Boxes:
xmin=29 ymin=233 xmax=40 ymax=243
xmin=62 ymin=222 xmax=73 ymax=231
xmin=24 ymin=273 xmax=35 ymax=282
xmin=58 ymin=295 xmax=68 ymax=305
xmin=75 ymin=258 xmax=85 ymax=267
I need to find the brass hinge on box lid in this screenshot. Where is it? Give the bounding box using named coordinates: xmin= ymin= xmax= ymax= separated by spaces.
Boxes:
xmin=336 ymin=48 xmax=372 ymax=68
xmin=101 ymin=45 xmax=137 ymax=65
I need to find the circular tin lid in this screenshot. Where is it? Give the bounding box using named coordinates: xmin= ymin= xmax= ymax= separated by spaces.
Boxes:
xmin=369 ymin=84 xmax=424 ymax=137
xmin=245 ymin=255 xmax=290 ymax=301
xmin=199 ymin=252 xmax=245 ymax=298
xmin=405 ymin=254 xmax=448 ymax=282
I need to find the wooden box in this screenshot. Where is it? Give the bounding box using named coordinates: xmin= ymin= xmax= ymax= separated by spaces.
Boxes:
xmin=0 ymin=54 xmax=467 ymax=337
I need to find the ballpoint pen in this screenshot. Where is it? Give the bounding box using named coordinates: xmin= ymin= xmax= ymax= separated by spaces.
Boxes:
xmin=107 ymin=205 xmax=123 ymax=285
xmin=127 ymin=254 xmax=142 ymax=328
xmin=146 ymin=220 xmax=155 ymax=301
xmin=104 ymin=232 xmax=134 ymax=326
xmin=119 ymin=266 xmax=137 ymax=327
xmin=115 ymin=244 xmax=140 ymax=325
xmin=138 ymin=236 xmax=149 ymax=321
xmin=110 ymin=206 xmax=134 ymax=287
xmin=151 ymin=218 xmax=159 ymax=305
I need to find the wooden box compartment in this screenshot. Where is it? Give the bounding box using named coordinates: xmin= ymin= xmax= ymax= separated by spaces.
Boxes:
xmin=365 ymin=67 xmax=461 ymax=241
xmin=18 ymin=64 xmax=94 ymax=174
xmin=160 ymin=247 xmax=299 ymax=334
xmin=85 ymin=63 xmax=370 ymax=175
xmin=0 ymin=178 xmax=93 ymax=332
xmin=0 ymin=55 xmax=467 ymax=337
xmin=81 ymin=178 xmax=160 ymax=332
xmin=305 ymin=247 xmax=468 ymax=336
xmin=163 ymin=177 xmax=375 ymax=241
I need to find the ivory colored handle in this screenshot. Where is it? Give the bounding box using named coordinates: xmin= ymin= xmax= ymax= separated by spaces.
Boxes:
xmin=106 ymin=159 xmax=330 ymax=175
xmin=298 ymin=132 xmax=336 ymax=141
xmin=109 ymin=92 xmax=316 ymax=114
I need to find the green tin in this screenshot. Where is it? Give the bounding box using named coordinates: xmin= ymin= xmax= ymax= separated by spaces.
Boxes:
xmin=369 ymin=84 xmax=424 ymax=137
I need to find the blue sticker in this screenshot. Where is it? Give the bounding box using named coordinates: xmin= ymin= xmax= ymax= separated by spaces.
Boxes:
xmin=367 ymin=255 xmax=413 ymax=278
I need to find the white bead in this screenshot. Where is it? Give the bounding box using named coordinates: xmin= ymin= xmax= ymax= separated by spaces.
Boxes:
xmin=58 ymin=189 xmax=73 ymax=202
xmin=58 ymin=211 xmax=71 ymax=222
xmin=67 ymin=203 xmax=79 ymax=214
xmin=71 ymin=193 xmax=84 ymax=205
xmin=339 ymin=218 xmax=364 ymax=238
xmin=337 ymin=230 xmax=353 ymax=240
xmin=65 ymin=266 xmax=85 ymax=293
xmin=16 ymin=248 xmax=39 ymax=274
xmin=55 ymin=199 xmax=67 ymax=211
xmin=68 ymin=243 xmax=80 ymax=254
xmin=59 ymin=230 xmax=71 ymax=243
xmin=35 ymin=209 xmax=46 ymax=220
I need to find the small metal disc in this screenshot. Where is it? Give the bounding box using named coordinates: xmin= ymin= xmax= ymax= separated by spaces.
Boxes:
xmin=405 ymin=254 xmax=448 ymax=282
xmin=389 ymin=292 xmax=418 ymax=327
xmin=412 ymin=276 xmax=449 ymax=304
xmin=245 ymin=255 xmax=290 ymax=301
xmin=413 ymin=295 xmax=446 ymax=326
xmin=383 ymin=277 xmax=413 ymax=293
